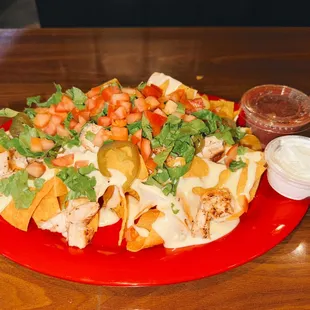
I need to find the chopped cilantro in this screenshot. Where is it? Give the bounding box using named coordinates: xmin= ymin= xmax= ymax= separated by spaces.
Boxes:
xmin=26 ymin=96 xmax=41 ymax=107
xmin=171 ymin=203 xmax=179 ymax=214
xmin=64 ymin=112 xmax=73 ymax=130
xmin=85 ymin=131 xmax=95 ymax=142
xmin=78 ymin=163 xmax=97 ymax=175
xmin=65 ymin=86 xmax=87 ymax=110
xmin=237 ymin=146 xmax=247 ymax=155
xmin=141 ymin=113 xmax=152 ymax=140
xmin=127 ymin=121 xmax=142 ymax=135
xmin=229 ymin=160 xmax=247 ymax=172
xmin=35 ymin=83 xmax=63 ymax=108
xmin=137 ymin=82 xmax=146 ymax=91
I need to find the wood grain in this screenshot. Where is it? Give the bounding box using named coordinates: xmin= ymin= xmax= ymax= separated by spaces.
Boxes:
xmin=0 ymin=28 xmax=309 ymax=310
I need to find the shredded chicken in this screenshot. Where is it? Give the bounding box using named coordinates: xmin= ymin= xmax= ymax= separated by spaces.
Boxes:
xmin=39 ymin=198 xmax=100 ymax=249
xmin=80 ymin=123 xmax=102 ymax=152
xmin=190 ymin=188 xmax=234 ymax=238
xmin=10 ymin=150 xmax=28 ymax=170
xmin=0 ymin=151 xmax=12 ymax=177
xmin=202 ymin=136 xmax=224 ymax=162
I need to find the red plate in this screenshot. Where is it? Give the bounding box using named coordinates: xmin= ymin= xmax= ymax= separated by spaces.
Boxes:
xmin=0 ymin=98 xmax=308 ymax=286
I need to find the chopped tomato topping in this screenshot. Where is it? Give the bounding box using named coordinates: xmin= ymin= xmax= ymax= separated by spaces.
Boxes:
xmin=40 ymin=138 xmax=55 ymax=151
xmin=56 ymin=125 xmax=70 ymax=137
xmin=26 ymin=162 xmax=46 ymax=178
xmin=51 ymin=154 xmax=74 ymax=167
xmin=93 ymin=129 xmax=112 ymax=147
xmin=69 ymin=119 xmax=78 ymax=130
xmin=145 ymin=111 xmax=167 ymax=136
xmin=75 ymin=160 xmax=89 ymax=169
xmin=224 ymin=144 xmax=238 ymax=168
xmin=112 ymin=119 xmax=127 ymax=127
xmin=134 ymin=98 xmax=148 ymax=112
xmin=153 ymin=108 xmax=167 ymax=117
xmin=113 ymin=106 xmax=128 ymax=120
xmin=141 ymin=138 xmax=152 ymax=161
xmin=33 ymin=113 xmax=51 ymax=128
xmin=50 ymin=115 xmax=62 ymax=126
xmin=131 ymin=129 xmax=142 ymax=147
xmin=111 ymin=93 xmax=130 ymax=106
xmin=145 ymin=158 xmax=157 ymax=173
xmin=145 ymin=96 xmax=160 ymax=110
xmin=43 ymin=121 xmax=57 ymax=136
xmin=111 ymin=126 xmax=128 ymax=141
xmin=182 ymin=114 xmax=196 ymax=122
xmin=97 ymin=116 xmax=112 ymax=127
xmin=30 ymin=137 xmax=43 ymax=152
xmin=142 ymin=84 xmax=163 ymax=98
xmin=101 ymin=86 xmax=121 ymax=102
xmin=188 ymin=98 xmax=204 ymax=111
xmin=61 ymin=95 xmax=75 ymax=111
xmin=73 ymin=123 xmax=83 ymax=133
xmin=118 ymin=101 xmax=131 ymax=113
xmin=89 ymin=97 xmax=105 ymax=117
xmin=126 ymin=112 xmax=142 ymax=124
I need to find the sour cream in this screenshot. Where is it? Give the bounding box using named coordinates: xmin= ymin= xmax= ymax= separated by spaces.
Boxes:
xmin=265 ymin=135 xmax=310 ymax=200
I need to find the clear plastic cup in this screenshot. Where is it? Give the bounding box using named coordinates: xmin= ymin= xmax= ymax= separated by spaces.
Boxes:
xmin=240 ymin=85 xmax=310 ymax=148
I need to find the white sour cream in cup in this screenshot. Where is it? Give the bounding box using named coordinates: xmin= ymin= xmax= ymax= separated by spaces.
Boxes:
xmin=265 ymin=135 xmax=310 ymax=200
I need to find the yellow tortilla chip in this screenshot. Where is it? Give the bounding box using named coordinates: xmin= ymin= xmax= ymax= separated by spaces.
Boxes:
xmin=1 ymin=178 xmax=54 ymax=231
xmin=32 ymin=189 xmax=60 ymax=225
xmin=137 ymin=154 xmax=148 ymax=180
xmin=240 ymin=134 xmax=262 ymax=151
xmin=53 ymin=176 xmax=68 ymax=197
xmin=126 ymin=188 xmax=140 ymax=201
xmin=88 ymin=213 xmax=99 ymax=232
xmin=159 ymin=80 xmax=170 ymax=94
xmin=102 ymin=185 xmax=115 ymax=208
xmin=210 ymin=99 xmax=234 ymax=119
xmin=126 ymin=209 xmax=164 ymax=252
xmin=117 ymin=195 xmax=128 ymax=246
xmin=249 ymin=158 xmax=267 ymax=201
xmin=217 ymin=169 xmax=231 ymax=188
xmin=183 ymin=156 xmax=209 ymax=178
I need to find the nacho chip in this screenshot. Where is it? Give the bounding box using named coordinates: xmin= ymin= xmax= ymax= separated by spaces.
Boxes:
xmin=137 ymin=154 xmax=148 ymax=180
xmin=217 ymin=169 xmax=231 ymax=188
xmin=159 ymin=79 xmax=170 ymax=94
xmin=210 ymin=99 xmax=234 ymax=119
xmin=53 ymin=176 xmax=68 ymax=197
xmin=126 ymin=209 xmax=164 ymax=252
xmin=183 ymin=156 xmax=209 ymax=178
xmin=32 ymin=188 xmax=60 ymax=225
xmin=117 ymin=195 xmax=128 ymax=246
xmin=102 ymin=185 xmax=115 ymax=207
xmin=88 ymin=213 xmax=99 ymax=232
xmin=1 ymin=178 xmax=54 ymax=231
xmin=126 ymin=188 xmax=140 ymax=201
xmin=240 ymin=134 xmax=262 ymax=151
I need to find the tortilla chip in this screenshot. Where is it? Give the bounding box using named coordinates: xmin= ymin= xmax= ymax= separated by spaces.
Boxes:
xmin=102 ymin=185 xmax=115 ymax=207
xmin=240 ymin=134 xmax=262 ymax=151
xmin=126 ymin=188 xmax=140 ymax=201
xmin=88 ymin=213 xmax=99 ymax=232
xmin=210 ymin=99 xmax=234 ymax=119
xmin=183 ymin=156 xmax=209 ymax=178
xmin=179 ymin=195 xmax=193 ymax=223
xmin=1 ymin=178 xmax=54 ymax=231
xmin=32 ymin=189 xmax=60 ymax=225
xmin=159 ymin=80 xmax=170 ymax=94
xmin=126 ymin=209 xmax=164 ymax=252
xmin=217 ymin=169 xmax=231 ymax=188
xmin=137 ymin=154 xmax=148 ymax=180
xmin=249 ymin=158 xmax=267 ymax=201
xmin=53 ymin=176 xmax=67 ymax=197
xmin=117 ymin=195 xmax=128 ymax=246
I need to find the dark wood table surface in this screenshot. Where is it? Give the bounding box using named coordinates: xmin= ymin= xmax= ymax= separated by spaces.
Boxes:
xmin=0 ymin=28 xmax=309 ymax=310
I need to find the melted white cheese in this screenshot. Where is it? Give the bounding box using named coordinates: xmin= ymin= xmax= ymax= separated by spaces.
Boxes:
xmin=147 ymin=72 xmax=182 ymax=95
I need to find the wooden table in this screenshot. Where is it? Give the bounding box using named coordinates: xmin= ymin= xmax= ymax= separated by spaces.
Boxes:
xmin=0 ymin=28 xmax=309 ymax=310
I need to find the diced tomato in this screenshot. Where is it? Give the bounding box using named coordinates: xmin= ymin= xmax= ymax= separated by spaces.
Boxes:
xmin=73 ymin=123 xmax=83 ymax=133
xmin=93 ymin=129 xmax=112 ymax=147
xmin=131 ymin=129 xmax=142 ymax=148
xmin=69 ymin=119 xmax=78 ymax=130
xmin=142 ymin=84 xmax=163 ymax=98
xmin=134 ymin=98 xmax=147 ymax=112
xmin=110 ymin=127 xmax=128 ymax=141
xmin=101 ymin=86 xmax=121 ymax=102
xmin=145 ymin=158 xmax=157 ymax=173
xmin=118 ymin=101 xmax=132 ymax=113
xmin=141 ymin=138 xmax=152 ymax=161
xmin=90 ymin=97 xmax=105 ymax=117
xmin=48 ymin=105 xmax=56 ymax=114
xmin=112 ymin=119 xmax=127 ymax=127
xmin=182 ymin=114 xmax=196 ymax=122
xmin=78 ymin=116 xmax=87 ymax=126
xmin=56 ymin=125 xmax=70 ymax=137
xmin=126 ymin=112 xmax=142 ymax=124
xmin=34 ymin=108 xmax=49 ymax=114
xmin=40 ymin=138 xmax=55 ymax=151
xmin=55 ymin=102 xmax=68 ymax=113
xmin=97 ymin=116 xmax=111 ymax=127
xmin=113 ymin=106 xmax=128 ymax=120
xmin=30 ymin=137 xmax=43 ymax=153
xmin=111 ymin=93 xmax=130 ymax=106
xmin=75 ymin=160 xmax=89 ymax=169
xmin=86 ymin=98 xmax=96 ymax=111
xmin=87 ymin=86 xmax=101 ymax=98
xmin=121 ymin=88 xmax=144 ymax=98
xmin=153 ymin=108 xmax=167 ymax=117
xmin=79 ymin=111 xmax=90 ymax=122
xmin=50 ymin=115 xmax=62 ymax=126
xmin=145 ymin=111 xmax=167 ymax=136
xmin=33 ymin=113 xmax=51 ymax=128
xmin=54 ymin=112 xmax=67 ymax=121
xmin=62 ymin=95 xmax=75 ymax=111
xmin=167 ymin=89 xmax=185 ymax=103
xmin=107 ymin=104 xmax=115 ymax=118
xmin=71 ymin=108 xmax=80 ymax=121
xmin=224 ymin=144 xmax=238 ymax=168
xmin=51 ymin=154 xmax=74 ymax=167
xmin=188 ymin=98 xmax=204 ymax=111
xmin=26 ymin=162 xmax=46 ymax=178
xmin=145 ymin=96 xmax=160 ymax=110
xmin=43 ymin=121 xmax=57 ymax=135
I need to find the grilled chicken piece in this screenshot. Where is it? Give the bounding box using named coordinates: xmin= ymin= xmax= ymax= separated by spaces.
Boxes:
xmin=39 ymin=198 xmax=100 ymax=249
xmin=190 ymin=188 xmax=234 ymax=238
xmin=202 ymin=136 xmax=224 ymax=162
xmin=80 ymin=123 xmax=102 ymax=152
xmin=10 ymin=150 xmax=28 ymax=170
xmin=0 ymin=151 xmax=11 ymax=177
